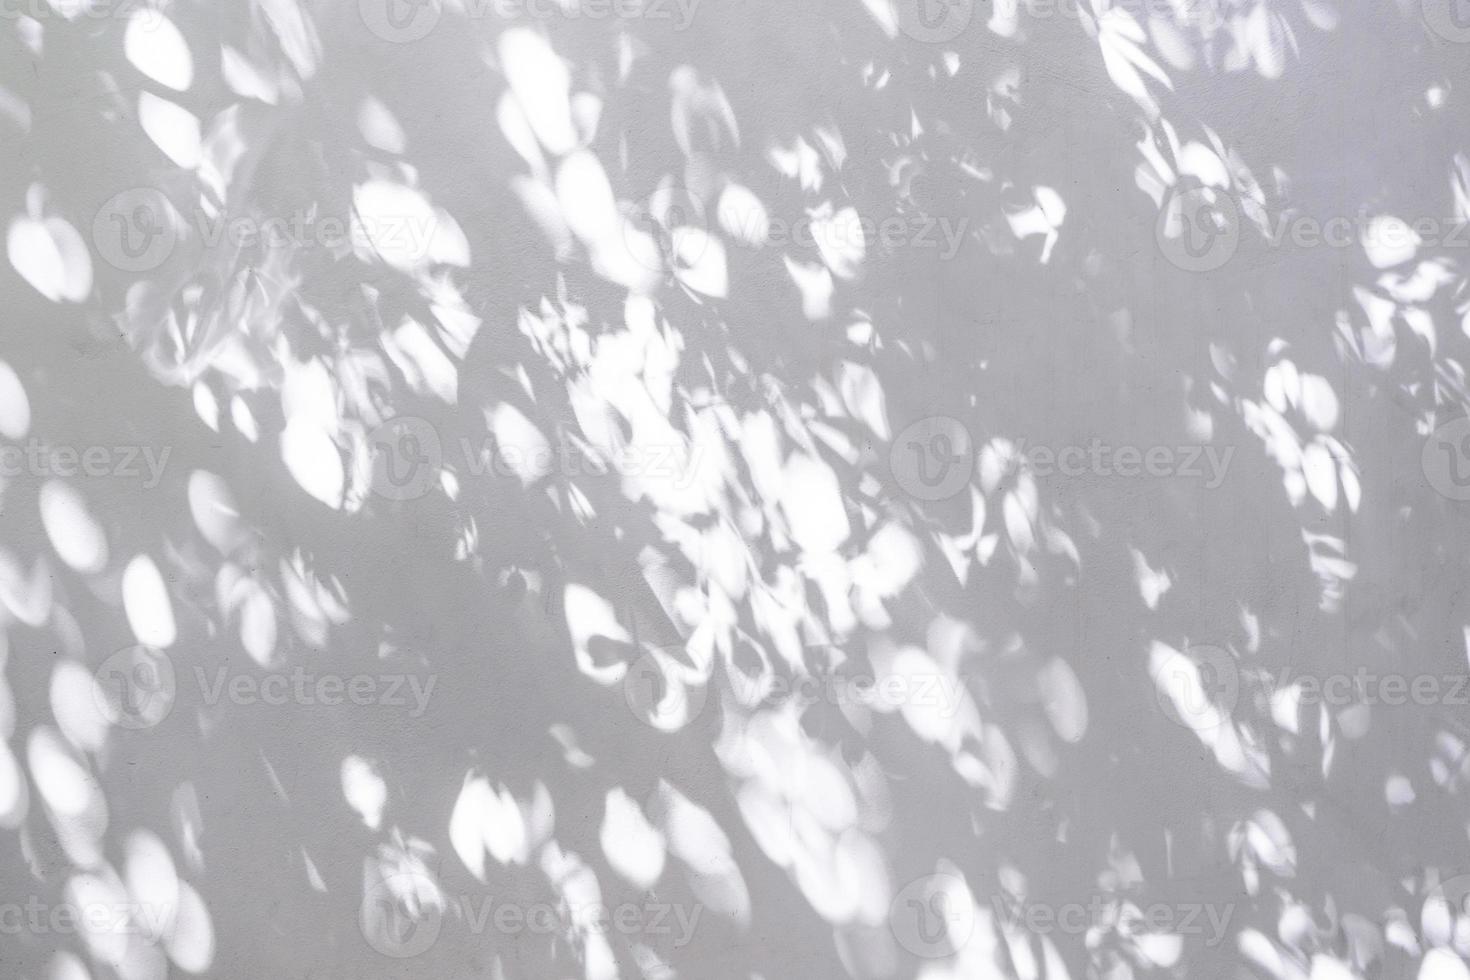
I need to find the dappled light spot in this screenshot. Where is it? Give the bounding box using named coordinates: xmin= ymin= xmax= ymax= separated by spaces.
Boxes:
xmin=187 ymin=471 xmax=247 ymax=554
xmin=1301 ymin=441 xmax=1337 ymax=511
xmin=565 ymin=582 xmax=633 ymax=684
xmin=384 ymin=319 xmax=458 ymax=403
xmin=66 ymin=870 xmax=131 ymax=970
xmin=1363 ymin=215 xmax=1420 ymax=269
xmin=192 ymin=383 xmax=219 ymax=432
xmin=651 ymin=780 xmax=751 ymax=927
xmin=1420 ymin=950 xmax=1470 ymax=980
xmin=280 ymin=417 xmax=345 ymax=508
xmin=0 ymin=737 xmax=28 ymax=828
xmin=1240 ymin=4 xmax=1289 ymax=78
xmin=672 ymin=226 xmax=728 ymax=298
xmin=163 ymin=879 xmax=214 ymax=974
xmin=125 ymin=12 xmax=193 ymax=92
xmin=28 ymin=726 xmax=100 ymax=818
xmin=450 ymin=774 xmax=550 ymax=874
xmin=780 ymin=453 xmax=849 ymax=554
xmin=770 ymin=136 xmax=826 ymax=194
xmin=236 ymin=583 xmax=277 ymax=666
xmin=1098 ymin=6 xmax=1172 ymax=115
xmin=41 ymin=482 xmax=109 ymax=575
xmin=794 ymin=827 xmax=887 ymax=927
xmin=556 ymin=150 xmax=620 ymax=248
xmin=279 ymin=550 xmax=349 ymax=648
xmin=220 ymin=46 xmax=280 ymax=105
xmin=717 ymin=182 xmax=769 ymax=247
xmin=125 ymin=830 xmax=181 ymax=941
xmin=720 ymin=708 xmax=889 ymax=924
xmin=258 ymin=0 xmax=319 ymax=79
xmin=1298 ymin=374 xmax=1340 ymax=431
xmin=351 ymin=180 xmax=469 ymax=273
xmin=123 ymin=554 xmax=177 ymax=649
xmin=498 ymin=93 xmax=549 ymax=178
xmin=540 ymin=842 xmax=618 ymax=980
xmin=601 ymin=787 xmax=666 ymax=889
xmin=48 ymin=952 xmax=91 ymax=980
xmin=488 ymin=402 xmax=552 ymax=486
xmin=784 ymin=255 xmax=834 ymax=319
xmin=50 ymin=660 xmax=109 ymax=753
xmin=499 ymin=28 xmax=578 ymax=157
xmin=852 ymin=521 xmax=921 ymax=604
xmin=871 ymin=644 xmax=973 ymax=747
xmin=1386 ymin=774 xmax=1416 ymax=806
xmin=1238 ymin=809 xmax=1297 ymax=882
xmin=1178 ymin=142 xmax=1231 ymax=188
xmin=138 ymin=92 xmax=202 ymax=169
xmin=170 ymin=782 xmax=205 ymax=873
xmin=229 ymin=396 xmax=258 ymax=442
xmin=9 ymin=204 xmax=92 ymax=304
xmin=342 ymin=756 xmax=388 ymax=831
xmin=0 ymin=548 xmax=54 ymax=627
xmin=357 ymin=96 xmax=406 ymax=155
xmin=449 ymin=774 xmax=493 ymax=879
xmin=1006 ymin=186 xmax=1065 ymax=263
xmin=1037 ymin=656 xmax=1087 ymax=744
xmin=836 ymin=361 xmax=891 ymax=443
xmin=857 ymin=0 xmax=899 ymax=37
xmin=1131 ymin=548 xmax=1172 ymax=610
xmin=0 ymin=358 xmax=29 ymax=439
xmin=669 ymin=66 xmax=739 ymax=158
xmin=511 ymin=175 xmax=574 ymax=258
xmin=811 ymin=204 xmax=867 ymax=281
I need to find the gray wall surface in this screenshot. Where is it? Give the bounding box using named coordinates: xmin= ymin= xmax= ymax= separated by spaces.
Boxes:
xmin=2 ymin=0 xmax=1470 ymax=977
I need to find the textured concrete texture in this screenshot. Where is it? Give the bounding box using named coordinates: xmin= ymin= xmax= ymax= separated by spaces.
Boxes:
xmin=2 ymin=1 xmax=1470 ymax=977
